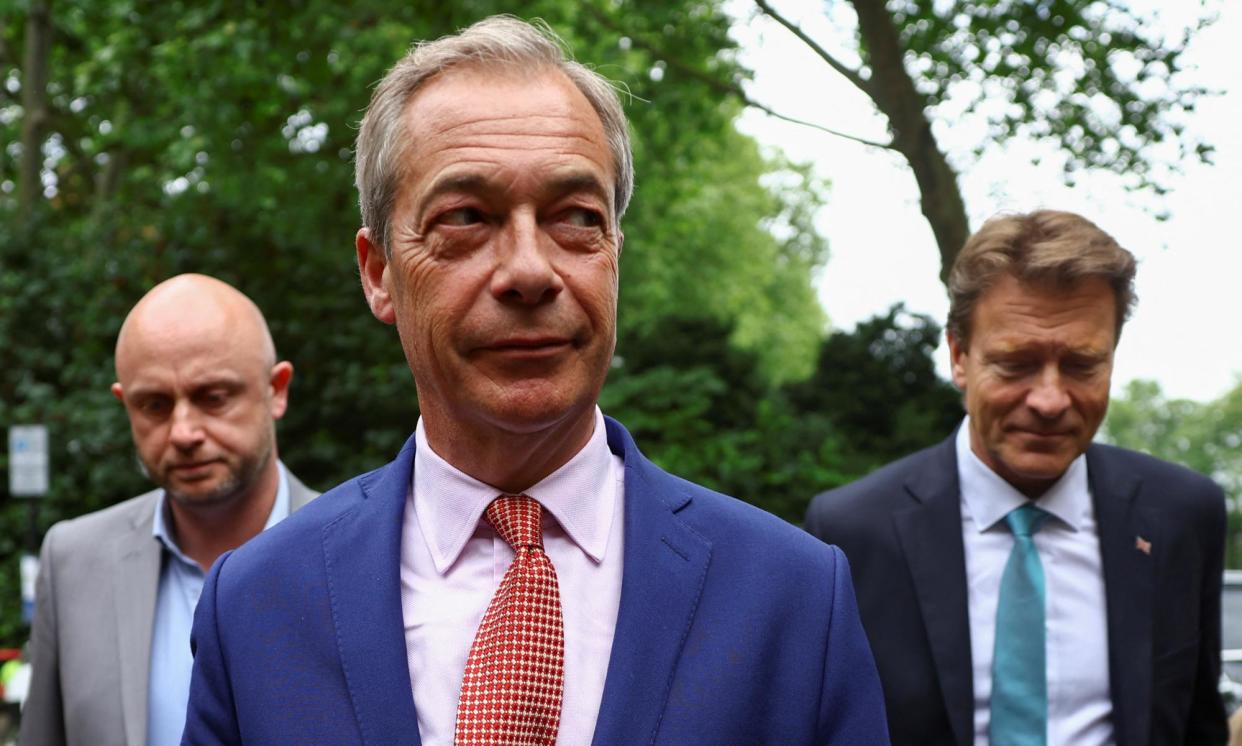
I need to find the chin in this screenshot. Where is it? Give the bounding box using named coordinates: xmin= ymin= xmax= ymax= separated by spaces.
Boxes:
xmin=165 ymin=476 xmax=245 ymax=508
xmin=480 ymin=391 xmax=594 ymax=434
xmin=1008 ymin=458 xmax=1073 ymax=485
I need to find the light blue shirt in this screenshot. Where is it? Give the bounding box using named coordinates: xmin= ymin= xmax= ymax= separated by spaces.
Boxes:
xmin=146 ymin=463 xmax=290 ymax=746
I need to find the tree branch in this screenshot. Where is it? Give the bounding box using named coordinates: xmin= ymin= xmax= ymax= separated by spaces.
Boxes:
xmin=733 ymin=87 xmax=894 ymax=150
xmin=848 ymin=0 xmax=968 ymax=283
xmin=753 ymin=0 xmax=872 ymax=96
xmin=20 ymin=0 xmax=53 ymax=216
xmin=585 ymin=4 xmax=894 ymax=151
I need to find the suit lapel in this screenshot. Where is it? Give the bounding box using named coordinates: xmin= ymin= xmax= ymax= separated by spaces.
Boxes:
xmin=892 ymin=436 xmax=973 ymax=746
xmin=1088 ymin=447 xmax=1155 ymax=746
xmin=112 ymin=494 xmax=162 ymax=746
xmin=321 ymin=437 xmax=421 ymax=745
xmin=592 ymin=419 xmax=712 ymax=746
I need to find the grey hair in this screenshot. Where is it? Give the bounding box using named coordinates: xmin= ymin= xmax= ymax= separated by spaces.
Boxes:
xmin=355 ymin=15 xmax=634 ymax=256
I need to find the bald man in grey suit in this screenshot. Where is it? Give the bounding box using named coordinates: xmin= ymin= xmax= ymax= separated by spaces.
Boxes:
xmin=20 ymin=275 xmax=318 ymax=746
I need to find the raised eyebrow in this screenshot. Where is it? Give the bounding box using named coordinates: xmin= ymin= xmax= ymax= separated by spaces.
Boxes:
xmin=422 ymin=173 xmax=491 ymax=203
xmin=416 ymin=171 xmax=612 ymax=214
xmin=545 ymin=172 xmax=611 ymax=206
xmin=412 ymin=173 xmax=492 ymax=225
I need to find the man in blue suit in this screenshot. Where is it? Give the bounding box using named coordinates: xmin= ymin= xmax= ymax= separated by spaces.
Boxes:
xmin=182 ymin=16 xmax=886 ymax=745
xmin=806 ymin=210 xmax=1228 ymax=745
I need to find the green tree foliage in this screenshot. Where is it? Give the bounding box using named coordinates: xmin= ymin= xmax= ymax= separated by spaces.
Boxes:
xmin=0 ymin=0 xmax=838 ymax=644
xmin=1104 ymin=379 xmax=1242 ymax=568
xmin=743 ymin=0 xmax=1216 ymax=280
xmin=607 ymin=305 xmax=962 ymax=521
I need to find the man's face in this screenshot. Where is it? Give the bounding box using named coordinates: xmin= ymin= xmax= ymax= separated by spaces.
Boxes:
xmin=113 ymin=325 xmax=290 ymax=509
xmin=949 ymin=273 xmax=1117 ymax=496
xmin=359 ymin=67 xmax=621 ymax=443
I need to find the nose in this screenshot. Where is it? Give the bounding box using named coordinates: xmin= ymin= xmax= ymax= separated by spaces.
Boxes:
xmin=168 ymin=401 xmax=205 ymax=452
xmin=491 ymin=211 xmax=564 ymax=305
xmin=1026 ymin=366 xmax=1071 ymax=420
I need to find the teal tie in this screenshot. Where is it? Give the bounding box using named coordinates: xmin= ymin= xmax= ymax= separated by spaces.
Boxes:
xmin=990 ymin=503 xmax=1050 ymax=746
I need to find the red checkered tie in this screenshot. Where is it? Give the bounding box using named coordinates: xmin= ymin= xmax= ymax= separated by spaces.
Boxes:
xmin=455 ymin=495 xmax=564 ymax=746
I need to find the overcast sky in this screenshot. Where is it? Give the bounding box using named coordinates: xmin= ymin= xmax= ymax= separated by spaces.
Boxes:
xmin=730 ymin=0 xmax=1239 ymax=403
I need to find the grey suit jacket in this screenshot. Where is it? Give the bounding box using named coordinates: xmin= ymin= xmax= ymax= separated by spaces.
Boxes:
xmin=18 ymin=468 xmax=317 ymax=746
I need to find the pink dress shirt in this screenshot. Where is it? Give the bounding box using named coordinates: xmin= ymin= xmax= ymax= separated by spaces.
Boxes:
xmin=401 ymin=408 xmax=625 ymax=746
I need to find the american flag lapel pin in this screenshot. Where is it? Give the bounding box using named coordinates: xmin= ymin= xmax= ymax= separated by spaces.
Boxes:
xmin=1135 ymin=535 xmax=1152 ymax=555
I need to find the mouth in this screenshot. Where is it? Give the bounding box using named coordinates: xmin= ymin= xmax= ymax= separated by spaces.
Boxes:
xmin=1013 ymin=427 xmax=1074 ymax=437
xmin=481 ymin=336 xmax=574 ymax=358
xmin=167 ymin=460 xmax=220 ymax=478
xmin=1010 ymin=427 xmax=1076 ymax=449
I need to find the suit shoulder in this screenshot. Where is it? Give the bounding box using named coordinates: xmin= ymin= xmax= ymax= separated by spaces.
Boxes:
xmin=39 ymin=490 xmax=159 ymax=575
xmin=45 ymin=490 xmax=159 ymax=546
xmin=224 ymin=467 xmax=376 ymax=567
xmin=1090 ymin=443 xmax=1224 ymax=516
xmin=666 ymin=473 xmax=837 ymax=566
xmin=1097 ymin=441 xmax=1222 ymax=494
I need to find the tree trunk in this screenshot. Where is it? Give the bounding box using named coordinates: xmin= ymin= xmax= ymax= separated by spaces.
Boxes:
xmin=848 ymin=0 xmax=969 ymax=284
xmin=19 ymin=0 xmax=53 ymax=218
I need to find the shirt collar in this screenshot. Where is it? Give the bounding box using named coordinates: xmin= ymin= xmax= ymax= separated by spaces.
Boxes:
xmin=152 ymin=460 xmax=291 ymax=563
xmin=413 ymin=406 xmax=617 ymax=574
xmin=955 ymin=416 xmax=1090 ymax=533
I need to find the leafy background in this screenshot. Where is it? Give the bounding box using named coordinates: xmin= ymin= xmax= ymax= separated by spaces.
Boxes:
xmin=0 ymin=0 xmax=1234 ymax=648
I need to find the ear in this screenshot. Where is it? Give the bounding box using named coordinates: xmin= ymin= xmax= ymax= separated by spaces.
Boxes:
xmin=357 ymin=227 xmax=396 ymax=325
xmin=110 ymin=382 xmax=125 ymax=402
xmin=947 ymin=331 xmax=968 ymax=391
xmin=267 ymin=361 xmax=294 ymax=420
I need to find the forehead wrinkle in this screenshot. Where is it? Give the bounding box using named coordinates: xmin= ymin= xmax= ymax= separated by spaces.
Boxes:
xmin=985 ymin=331 xmax=1112 ymax=357
xmin=416 ymin=158 xmax=611 ymax=207
xmin=423 ymin=131 xmax=605 ymax=158
xmin=430 ymin=110 xmax=596 ymax=134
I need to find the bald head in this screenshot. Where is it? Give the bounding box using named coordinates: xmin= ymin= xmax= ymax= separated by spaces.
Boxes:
xmin=116 ymin=274 xmax=276 ymax=379
xmin=112 ymin=273 xmax=293 ymax=512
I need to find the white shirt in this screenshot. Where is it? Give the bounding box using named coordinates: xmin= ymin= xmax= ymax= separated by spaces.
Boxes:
xmin=956 ymin=418 xmax=1114 ymax=745
xmin=401 ymin=407 xmax=625 ymax=746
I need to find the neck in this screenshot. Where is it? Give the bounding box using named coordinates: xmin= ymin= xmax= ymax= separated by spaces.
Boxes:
xmin=422 ymin=408 xmax=596 ymax=494
xmin=167 ymin=456 xmax=280 ymax=571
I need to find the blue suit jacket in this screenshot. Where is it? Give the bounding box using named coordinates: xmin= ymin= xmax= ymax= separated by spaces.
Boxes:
xmin=183 ymin=418 xmax=888 ymax=744
xmin=805 ymin=434 xmax=1228 ymax=746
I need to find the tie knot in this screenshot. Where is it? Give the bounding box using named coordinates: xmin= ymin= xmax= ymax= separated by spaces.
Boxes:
xmin=1005 ymin=503 xmax=1049 ymax=538
xmin=486 ymin=495 xmax=544 ymax=551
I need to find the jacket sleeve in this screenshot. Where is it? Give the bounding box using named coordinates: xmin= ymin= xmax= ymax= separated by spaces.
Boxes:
xmin=18 ymin=524 xmax=67 ymax=746
xmin=816 ymin=546 xmax=890 ymax=744
xmin=1184 ymin=482 xmax=1229 ymax=745
xmin=181 ymin=550 xmax=242 ymax=745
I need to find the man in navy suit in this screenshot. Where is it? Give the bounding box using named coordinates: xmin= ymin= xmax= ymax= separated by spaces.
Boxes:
xmin=182 ymin=16 xmax=886 ymax=744
xmin=807 ymin=210 xmax=1228 ymax=745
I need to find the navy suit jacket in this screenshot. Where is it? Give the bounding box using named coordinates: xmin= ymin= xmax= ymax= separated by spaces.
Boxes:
xmin=183 ymin=417 xmax=888 ymax=744
xmin=805 ymin=434 xmax=1228 ymax=746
